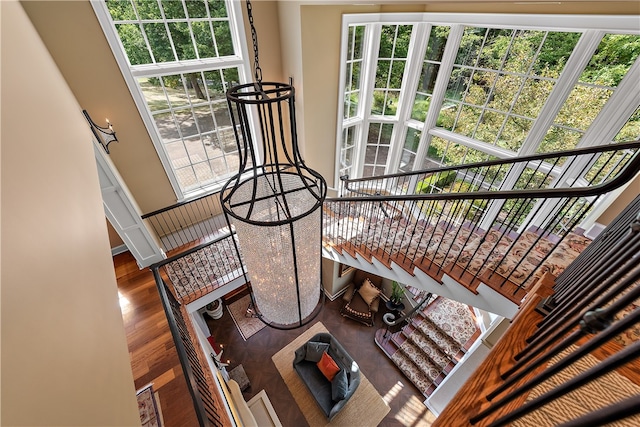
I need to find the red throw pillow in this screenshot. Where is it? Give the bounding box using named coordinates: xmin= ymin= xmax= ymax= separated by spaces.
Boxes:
xmin=317 ymin=351 xmax=340 ymax=381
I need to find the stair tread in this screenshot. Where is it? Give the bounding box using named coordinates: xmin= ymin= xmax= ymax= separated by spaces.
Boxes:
xmin=413 ymin=316 xmax=464 ymax=360
xmin=391 ymin=351 xmax=436 ymax=395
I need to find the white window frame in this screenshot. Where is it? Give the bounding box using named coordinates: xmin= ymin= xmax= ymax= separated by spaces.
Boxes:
xmin=91 ymin=0 xmax=255 ymax=201
xmin=335 ymin=12 xmax=640 ymax=227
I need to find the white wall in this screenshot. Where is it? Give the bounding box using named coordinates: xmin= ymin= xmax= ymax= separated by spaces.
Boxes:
xmin=1 ymin=2 xmax=140 ymax=425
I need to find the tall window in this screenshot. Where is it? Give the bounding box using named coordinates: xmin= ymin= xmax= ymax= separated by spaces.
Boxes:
xmin=94 ymin=0 xmax=252 ymax=199
xmin=337 ymin=14 xmax=640 ymax=185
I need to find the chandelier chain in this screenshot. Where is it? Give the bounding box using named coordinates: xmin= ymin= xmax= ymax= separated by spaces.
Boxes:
xmin=246 ymin=0 xmax=262 ymax=82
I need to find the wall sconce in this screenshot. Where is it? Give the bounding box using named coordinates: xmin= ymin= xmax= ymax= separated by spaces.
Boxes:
xmin=83 ymin=109 xmax=118 ymax=154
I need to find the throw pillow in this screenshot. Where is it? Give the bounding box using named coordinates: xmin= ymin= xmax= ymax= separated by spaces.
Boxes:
xmin=358 ymin=278 xmax=381 ymax=306
xmin=331 ymin=369 xmax=348 ymax=401
xmin=317 ymin=351 xmax=341 ymax=381
xmin=304 ymin=341 xmax=330 ymax=363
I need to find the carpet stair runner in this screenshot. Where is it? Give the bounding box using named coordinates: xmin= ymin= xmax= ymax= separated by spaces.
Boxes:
xmin=377 ymin=296 xmax=481 ymax=397
xmin=323 ymin=202 xmax=591 ymax=305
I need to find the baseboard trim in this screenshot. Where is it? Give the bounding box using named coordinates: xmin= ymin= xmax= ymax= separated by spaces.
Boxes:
xmin=323 ymin=286 xmax=349 ymax=301
xmin=111 ymin=244 xmax=129 ymax=256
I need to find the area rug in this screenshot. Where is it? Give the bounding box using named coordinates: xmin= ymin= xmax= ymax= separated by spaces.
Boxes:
xmin=227 ymin=294 xmax=266 ymax=340
xmin=136 ymin=384 xmax=163 ymax=427
xmin=272 ymin=322 xmax=390 ymax=427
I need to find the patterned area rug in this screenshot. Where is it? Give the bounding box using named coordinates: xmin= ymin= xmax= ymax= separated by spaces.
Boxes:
xmin=163 ymin=236 xmax=243 ymax=303
xmin=227 ymin=295 xmax=266 ymax=340
xmin=272 ymin=322 xmax=390 ymax=427
xmin=137 ymin=384 xmax=163 ymax=427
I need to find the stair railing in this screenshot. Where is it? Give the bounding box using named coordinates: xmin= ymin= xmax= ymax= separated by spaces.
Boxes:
xmin=324 ymin=141 xmax=640 ymax=300
xmin=382 ymin=292 xmax=434 ymax=338
xmin=465 ymin=195 xmax=640 ymax=426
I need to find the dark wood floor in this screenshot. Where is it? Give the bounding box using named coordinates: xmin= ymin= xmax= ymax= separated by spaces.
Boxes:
xmin=115 ymin=250 xmax=435 ymax=426
xmin=207 ymin=290 xmax=436 ymax=426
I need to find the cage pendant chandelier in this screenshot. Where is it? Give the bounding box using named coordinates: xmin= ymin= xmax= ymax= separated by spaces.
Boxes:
xmin=221 ymin=0 xmax=327 ymax=329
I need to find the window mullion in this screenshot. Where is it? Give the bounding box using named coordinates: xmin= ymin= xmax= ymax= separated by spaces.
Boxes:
xmin=388 ymin=23 xmax=429 ymax=176
xmin=516 ymin=30 xmax=605 ymax=156
xmin=413 ymin=24 xmax=465 ymax=170
xmin=577 ymin=57 xmax=640 ymax=148
xmin=355 ymin=24 xmax=382 ymax=178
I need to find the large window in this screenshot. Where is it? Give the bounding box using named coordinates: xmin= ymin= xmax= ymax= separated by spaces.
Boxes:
xmin=336 ymin=14 xmax=640 ymax=185
xmin=94 ymin=0 xmax=252 ymax=199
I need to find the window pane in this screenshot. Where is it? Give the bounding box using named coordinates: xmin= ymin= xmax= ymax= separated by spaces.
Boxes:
xmin=207 ymin=0 xmax=228 ymax=18
xmin=107 ymin=0 xmax=136 ymax=21
xmin=144 ymin=23 xmax=175 ymax=62
xmin=176 ymin=167 xmax=198 ymax=190
xmin=154 ymin=112 xmax=178 ymax=142
xmin=186 ymin=0 xmax=208 ymax=18
xmin=165 ymin=141 xmax=189 ymax=168
xmin=161 ymin=0 xmax=185 ymax=19
xmin=398 ymin=128 xmax=421 ymax=172
xmin=580 ymin=34 xmax=640 ymax=86
xmin=212 ymin=21 xmax=234 ymax=56
xmin=193 ymin=22 xmax=215 ymax=58
xmin=116 ymin=24 xmax=151 ymax=65
xmin=533 ymin=32 xmax=580 ymax=78
xmin=176 ymin=110 xmax=198 ymax=138
xmin=138 ymin=78 xmax=169 ymax=111
xmin=614 ymin=106 xmax=640 ymax=142
xmin=133 ymin=0 xmax=162 ymax=20
xmin=168 ymin=22 xmax=196 ymax=60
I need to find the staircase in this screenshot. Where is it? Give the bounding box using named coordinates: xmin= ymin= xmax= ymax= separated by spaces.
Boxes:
xmin=324 ymin=205 xmax=591 ymax=305
xmin=375 ymin=296 xmax=481 ymax=397
xmin=322 ymin=141 xmax=640 ymax=315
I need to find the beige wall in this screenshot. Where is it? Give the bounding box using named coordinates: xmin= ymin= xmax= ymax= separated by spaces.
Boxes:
xmin=107 ymin=220 xmax=125 ymax=248
xmin=597 ymin=172 xmax=640 ymax=225
xmin=22 ymin=0 xmax=177 ymax=213
xmin=1 ymin=2 xmax=140 ymax=425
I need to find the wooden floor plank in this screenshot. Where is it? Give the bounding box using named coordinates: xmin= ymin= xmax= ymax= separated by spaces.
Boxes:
xmin=113 ymin=251 xmax=200 ymax=427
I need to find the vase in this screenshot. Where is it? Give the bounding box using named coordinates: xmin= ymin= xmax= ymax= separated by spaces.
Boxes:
xmin=206 ymin=299 xmax=224 ymax=320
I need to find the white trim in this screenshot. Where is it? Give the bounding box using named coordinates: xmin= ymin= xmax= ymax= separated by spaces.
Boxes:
xmin=91 ymin=0 xmax=184 ymax=199
xmin=341 ymin=13 xmax=640 ymax=33
xmin=111 ymin=244 xmax=129 ymax=256
xmin=337 ymin=12 xmax=640 ymax=235
xmin=90 ymin=0 xmax=254 ymax=201
xmin=94 ymin=141 xmax=165 ymax=268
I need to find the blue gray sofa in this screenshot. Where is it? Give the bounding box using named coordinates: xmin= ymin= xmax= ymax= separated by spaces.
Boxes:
xmin=293 ymin=332 xmax=360 ymax=420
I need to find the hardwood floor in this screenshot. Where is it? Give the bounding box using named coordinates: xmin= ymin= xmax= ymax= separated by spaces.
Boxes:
xmin=114 ymin=251 xmax=199 ymax=427
xmin=115 ymin=250 xmax=435 ymax=426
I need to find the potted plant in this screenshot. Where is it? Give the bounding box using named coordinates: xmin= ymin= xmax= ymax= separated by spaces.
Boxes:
xmin=205 ymin=298 xmax=224 ymax=320
xmin=390 ymin=281 xmax=406 ymax=308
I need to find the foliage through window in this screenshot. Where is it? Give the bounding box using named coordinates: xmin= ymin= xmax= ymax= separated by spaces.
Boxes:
xmin=96 ymin=0 xmax=251 ymax=198
xmin=337 ymin=13 xmax=639 ymax=226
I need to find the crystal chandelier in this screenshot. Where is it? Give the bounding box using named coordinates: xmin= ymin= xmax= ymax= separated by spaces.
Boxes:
xmin=221 ymin=0 xmax=327 ymax=329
